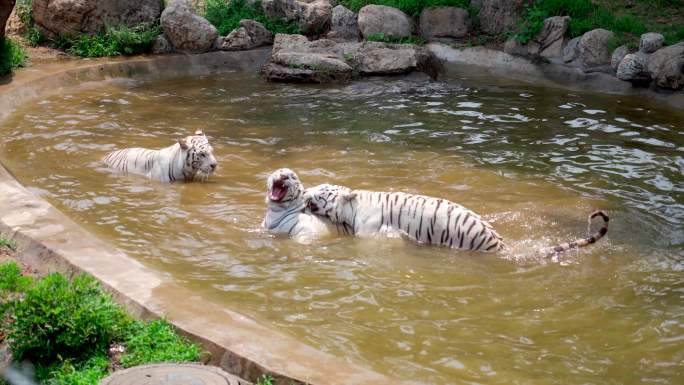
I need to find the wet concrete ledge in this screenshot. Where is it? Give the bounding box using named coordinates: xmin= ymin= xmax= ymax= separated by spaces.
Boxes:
xmin=0 ymin=50 xmax=409 ymax=385
xmin=429 ymin=44 xmax=684 ymax=110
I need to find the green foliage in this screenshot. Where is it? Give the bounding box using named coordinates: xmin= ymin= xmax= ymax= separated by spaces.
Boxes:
xmin=58 ymin=23 xmax=161 ymax=58
xmin=0 ymin=38 xmax=26 ymax=76
xmin=662 ymin=25 xmax=684 ymax=45
xmin=256 ymin=375 xmax=274 ymax=385
xmin=120 ymin=319 xmax=200 ymax=367
xmin=204 ymin=0 xmax=300 ymax=36
xmin=337 ymin=0 xmax=470 ymax=17
xmin=366 ymin=32 xmax=425 ymax=44
xmin=0 ymin=234 xmax=17 ymax=251
xmin=39 ymin=354 xmax=110 ymax=385
xmin=8 ymin=273 xmax=131 ymax=363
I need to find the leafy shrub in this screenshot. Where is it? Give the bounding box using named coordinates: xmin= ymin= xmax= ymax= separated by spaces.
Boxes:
xmin=38 ymin=355 xmax=110 ymax=385
xmin=0 ymin=38 xmax=26 ymax=76
xmin=59 ymin=23 xmax=161 ymax=58
xmin=338 ymin=0 xmax=470 ymax=17
xmin=204 ymin=0 xmax=300 ymax=36
xmin=8 ymin=273 xmax=131 ymax=363
xmin=120 ymin=319 xmax=200 ymax=367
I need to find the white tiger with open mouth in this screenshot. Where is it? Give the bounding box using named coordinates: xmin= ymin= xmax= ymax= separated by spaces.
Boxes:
xmin=102 ymin=130 xmax=217 ymax=182
xmin=262 ymin=168 xmax=338 ymax=243
xmin=304 ymin=183 xmax=609 ymax=256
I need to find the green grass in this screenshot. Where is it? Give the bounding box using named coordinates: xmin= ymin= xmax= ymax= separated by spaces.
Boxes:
xmin=204 ymin=0 xmax=300 ymax=36
xmin=515 ymin=0 xmax=682 ymax=46
xmin=0 ymin=261 xmax=200 ymax=385
xmin=366 ymin=32 xmax=425 ymax=44
xmin=0 ymin=234 xmax=17 ymax=251
xmin=255 ymin=375 xmax=274 ymax=385
xmin=54 ymin=23 xmax=161 ymax=58
xmin=338 ymin=0 xmax=470 ymax=17
xmin=0 ymin=37 xmax=26 ymax=76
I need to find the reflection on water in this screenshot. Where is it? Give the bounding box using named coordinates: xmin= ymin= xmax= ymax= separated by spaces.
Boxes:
xmin=1 ymin=73 xmax=683 ymax=385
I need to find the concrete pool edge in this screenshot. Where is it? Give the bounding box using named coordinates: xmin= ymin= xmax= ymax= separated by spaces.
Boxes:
xmin=429 ymin=44 xmax=684 ymax=109
xmin=0 ymin=50 xmax=409 ymax=385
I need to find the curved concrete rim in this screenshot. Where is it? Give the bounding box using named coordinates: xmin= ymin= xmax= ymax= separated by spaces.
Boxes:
xmin=0 ymin=50 xmax=410 ymax=385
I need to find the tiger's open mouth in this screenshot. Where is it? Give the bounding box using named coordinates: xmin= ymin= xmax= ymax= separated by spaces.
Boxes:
xmin=269 ymin=178 xmax=288 ymax=202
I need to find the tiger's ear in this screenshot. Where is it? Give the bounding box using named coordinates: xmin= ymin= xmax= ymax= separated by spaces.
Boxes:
xmin=178 ymin=137 xmax=189 ymax=150
xmin=195 ymin=130 xmax=205 ymax=136
xmin=342 ymin=191 xmax=357 ymax=201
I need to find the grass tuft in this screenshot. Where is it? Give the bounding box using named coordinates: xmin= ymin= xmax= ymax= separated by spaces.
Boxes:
xmin=0 ymin=38 xmax=27 ymax=76
xmin=56 ymin=23 xmax=161 ymax=58
xmin=204 ymin=0 xmax=300 ymax=36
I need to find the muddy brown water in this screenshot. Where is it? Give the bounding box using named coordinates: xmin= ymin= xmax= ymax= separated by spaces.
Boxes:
xmin=1 ymin=72 xmax=682 ymax=385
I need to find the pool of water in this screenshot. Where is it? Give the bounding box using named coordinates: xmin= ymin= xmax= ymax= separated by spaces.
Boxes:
xmin=1 ymin=72 xmax=683 ymax=385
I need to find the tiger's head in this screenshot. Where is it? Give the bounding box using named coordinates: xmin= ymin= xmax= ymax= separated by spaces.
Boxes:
xmin=178 ymin=130 xmax=217 ymax=180
xmin=266 ymin=168 xmax=304 ymax=206
xmin=303 ymin=183 xmax=356 ymax=222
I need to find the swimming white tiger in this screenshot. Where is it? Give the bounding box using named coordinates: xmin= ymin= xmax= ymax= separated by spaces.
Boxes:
xmin=102 ymin=130 xmax=217 ymax=182
xmin=303 ymin=184 xmax=609 ymax=256
xmin=262 ymin=168 xmax=341 ymax=243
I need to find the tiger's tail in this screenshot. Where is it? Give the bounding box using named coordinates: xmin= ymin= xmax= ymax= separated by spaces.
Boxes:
xmin=543 ymin=211 xmax=609 ymax=257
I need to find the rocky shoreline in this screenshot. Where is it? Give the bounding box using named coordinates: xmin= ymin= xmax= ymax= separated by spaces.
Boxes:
xmin=2 ymin=0 xmax=683 ymax=92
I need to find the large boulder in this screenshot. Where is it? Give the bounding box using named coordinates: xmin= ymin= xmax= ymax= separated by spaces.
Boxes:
xmin=161 ymin=0 xmax=218 ymax=53
xmin=616 ymin=53 xmax=651 ymax=84
xmin=610 ymin=45 xmax=629 ymax=70
xmin=577 ymin=28 xmax=614 ymax=70
xmin=639 ymin=32 xmax=664 ymax=54
xmin=357 ymin=5 xmax=412 ymax=40
xmin=527 ymin=16 xmax=570 ymax=59
xmin=32 ymin=0 xmax=162 ymax=38
xmin=479 ymin=0 xmax=524 ymax=35
xmin=419 ymin=7 xmax=470 ymax=41
xmin=562 ymin=36 xmax=580 ymax=63
xmin=326 ymin=5 xmax=358 ymax=41
xmin=647 ymin=42 xmax=684 ymax=90
xmin=263 ymin=33 xmax=435 ymax=82
xmin=262 ymin=0 xmax=332 ymax=34
xmin=219 ymin=19 xmax=273 ymax=50
xmin=503 ymin=37 xmax=527 ymax=56
xmin=1 ymin=0 xmax=16 ymax=40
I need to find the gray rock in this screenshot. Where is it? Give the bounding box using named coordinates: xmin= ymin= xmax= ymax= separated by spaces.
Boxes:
xmin=639 ymin=32 xmax=664 ymax=54
xmin=503 ymin=37 xmax=527 ymax=57
xmin=32 ymin=0 xmax=162 ymax=38
xmin=562 ymin=36 xmax=580 ymax=63
xmin=527 ymin=16 xmax=569 ymax=59
xmin=577 ymin=28 xmax=614 ymax=70
xmin=479 ymin=0 xmax=524 ymax=35
xmin=647 ymin=42 xmax=684 ymax=90
xmin=358 ymin=5 xmax=413 ymax=40
xmin=264 ymin=33 xmax=435 ymax=82
xmin=262 ymin=0 xmax=332 ymax=34
xmin=151 ymin=34 xmax=173 ymax=54
xmin=161 ymin=0 xmax=218 ymax=53
xmin=610 ymin=45 xmax=628 ymax=70
xmin=419 ymin=7 xmax=470 ymax=41
xmin=326 ymin=5 xmax=359 ymax=41
xmin=616 ymin=53 xmax=651 ymax=84
xmin=220 ymin=19 xmax=274 ymax=50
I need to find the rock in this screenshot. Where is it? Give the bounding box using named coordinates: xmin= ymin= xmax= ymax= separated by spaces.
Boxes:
xmin=32 ymin=0 xmax=162 ymax=38
xmin=0 ymin=0 xmax=14 ymax=40
xmin=639 ymin=32 xmax=664 ymax=54
xmin=610 ymin=45 xmax=628 ymax=70
xmin=527 ymin=16 xmax=569 ymax=59
xmin=6 ymin=2 xmax=28 ymax=37
xmin=503 ymin=37 xmax=527 ymax=56
xmin=616 ymin=53 xmax=651 ymax=84
xmin=357 ymin=5 xmax=413 ymax=40
xmin=326 ymin=5 xmax=358 ymax=41
xmin=161 ymin=0 xmax=218 ymax=53
xmin=151 ymin=34 xmax=173 ymax=54
xmin=479 ymin=0 xmax=524 ymax=35
xmin=419 ymin=7 xmax=470 ymax=41
xmin=219 ymin=19 xmax=273 ymax=50
xmin=264 ymin=33 xmax=435 ymax=82
xmin=262 ymin=0 xmax=332 ymax=34
xmin=562 ymin=36 xmax=580 ymax=63
xmin=647 ymin=42 xmax=684 ymax=90
xmin=577 ymin=28 xmax=614 ymax=70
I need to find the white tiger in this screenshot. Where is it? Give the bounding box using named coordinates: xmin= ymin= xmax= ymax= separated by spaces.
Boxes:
xmin=262 ymin=168 xmax=340 ymax=243
xmin=102 ymin=130 xmax=217 ymax=182
xmin=303 ymin=184 xmax=609 ymax=255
